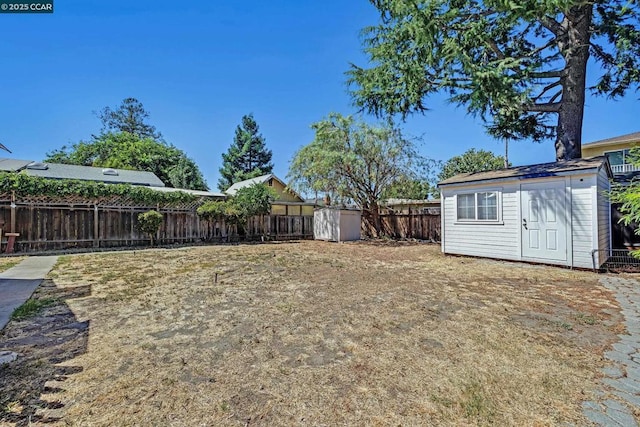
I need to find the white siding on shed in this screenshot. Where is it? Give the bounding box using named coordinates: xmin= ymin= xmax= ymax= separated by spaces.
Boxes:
xmin=570 ymin=175 xmax=596 ymax=269
xmin=440 ymin=166 xmax=611 ymax=269
xmin=441 ymin=183 xmax=520 ymax=261
xmin=313 ymin=208 xmax=361 ymax=242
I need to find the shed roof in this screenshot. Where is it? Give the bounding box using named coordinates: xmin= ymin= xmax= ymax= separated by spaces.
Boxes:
xmin=439 ymin=157 xmax=610 ymax=187
xmin=583 ymin=131 xmax=640 ymax=148
xmin=22 ymin=162 xmax=166 ymax=187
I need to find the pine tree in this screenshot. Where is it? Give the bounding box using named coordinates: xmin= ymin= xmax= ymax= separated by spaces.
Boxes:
xmin=348 ymin=1 xmax=640 ymax=161
xmin=218 ymin=114 xmax=274 ymax=191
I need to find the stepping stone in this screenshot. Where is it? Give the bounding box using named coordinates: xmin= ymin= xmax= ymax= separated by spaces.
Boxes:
xmin=0 ymin=351 xmax=18 ymax=365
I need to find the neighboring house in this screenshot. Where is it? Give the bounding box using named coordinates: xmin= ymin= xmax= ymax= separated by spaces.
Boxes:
xmin=0 ymin=158 xmax=33 ymax=172
xmin=383 ymin=198 xmax=441 ymax=214
xmin=438 ymin=157 xmax=612 ymax=269
xmin=0 ymin=157 xmax=166 ymax=187
xmin=583 ymin=131 xmax=640 ymax=249
xmin=225 ymin=174 xmax=316 ymax=216
xmin=583 ymin=131 xmax=640 ymax=177
xmin=22 ymin=162 xmax=167 ymax=187
xmin=0 ymin=157 xmax=227 ymax=198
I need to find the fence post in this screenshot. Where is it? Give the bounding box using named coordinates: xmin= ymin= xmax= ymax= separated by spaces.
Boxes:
xmin=10 ymin=191 xmax=16 ymax=233
xmin=94 ymin=204 xmax=100 ymax=248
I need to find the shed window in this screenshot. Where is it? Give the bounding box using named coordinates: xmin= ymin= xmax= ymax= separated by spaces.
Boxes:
xmin=457 ymin=194 xmax=475 ymax=220
xmin=456 ymin=191 xmax=499 ymax=221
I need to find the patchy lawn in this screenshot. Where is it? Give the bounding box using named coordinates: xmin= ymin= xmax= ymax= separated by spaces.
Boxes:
xmin=0 ymin=256 xmax=24 ymax=273
xmin=0 ymin=241 xmax=624 ymax=425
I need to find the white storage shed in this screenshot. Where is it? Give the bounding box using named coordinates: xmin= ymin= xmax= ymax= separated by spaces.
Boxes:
xmin=314 ymin=208 xmax=362 ymax=242
xmin=438 ymin=157 xmax=612 ymax=269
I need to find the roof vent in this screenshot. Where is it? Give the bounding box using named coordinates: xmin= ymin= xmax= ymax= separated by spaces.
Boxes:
xmin=102 ymin=168 xmax=119 ymax=176
xmin=26 ymin=162 xmax=48 ymax=170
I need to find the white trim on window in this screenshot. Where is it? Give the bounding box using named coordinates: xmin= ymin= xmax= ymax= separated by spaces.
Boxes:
xmin=454 ymin=189 xmax=503 ymax=223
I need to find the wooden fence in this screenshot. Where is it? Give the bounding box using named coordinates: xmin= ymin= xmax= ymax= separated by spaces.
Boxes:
xmin=0 ymin=196 xmax=314 ymax=253
xmin=246 ymin=215 xmax=314 ymax=240
xmin=363 ymin=212 xmax=441 ymax=242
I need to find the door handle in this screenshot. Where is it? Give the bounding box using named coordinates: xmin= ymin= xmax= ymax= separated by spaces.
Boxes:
xmin=523 ymin=219 xmax=528 ymax=230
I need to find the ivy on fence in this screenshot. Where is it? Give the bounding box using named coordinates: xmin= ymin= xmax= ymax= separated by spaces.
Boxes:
xmin=0 ymin=172 xmax=200 ymax=206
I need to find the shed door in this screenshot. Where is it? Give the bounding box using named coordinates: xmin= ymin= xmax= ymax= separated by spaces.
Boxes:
xmin=521 ymin=181 xmax=567 ymax=262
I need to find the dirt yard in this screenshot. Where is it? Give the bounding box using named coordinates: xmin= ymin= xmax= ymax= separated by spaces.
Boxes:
xmin=0 ymin=241 xmax=626 ymax=426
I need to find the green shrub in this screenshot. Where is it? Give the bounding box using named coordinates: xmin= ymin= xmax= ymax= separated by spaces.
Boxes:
xmin=137 ymin=210 xmax=163 ymax=246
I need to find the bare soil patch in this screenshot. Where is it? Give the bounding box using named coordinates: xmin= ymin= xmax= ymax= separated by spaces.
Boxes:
xmin=0 ymin=241 xmax=624 ymax=425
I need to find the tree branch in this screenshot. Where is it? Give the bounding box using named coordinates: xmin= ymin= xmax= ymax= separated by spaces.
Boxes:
xmin=532 ymin=81 xmax=562 ymax=102
xmin=539 ymin=15 xmax=564 ymax=36
xmin=524 ymin=102 xmax=561 ymax=113
xmin=486 ymin=40 xmax=506 ymax=60
xmin=548 ymin=90 xmax=563 ymax=105
xmin=529 ymin=70 xmax=565 ymax=79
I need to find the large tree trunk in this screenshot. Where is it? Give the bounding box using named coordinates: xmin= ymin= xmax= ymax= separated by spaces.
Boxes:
xmin=555 ymin=5 xmax=592 ymax=161
xmin=362 ymin=201 xmax=383 ymax=238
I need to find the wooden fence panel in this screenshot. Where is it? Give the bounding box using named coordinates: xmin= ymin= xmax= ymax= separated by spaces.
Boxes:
xmin=364 ymin=212 xmax=441 ymax=241
xmin=245 ymin=215 xmax=313 ymax=240
xmin=0 ymin=199 xmax=315 ymax=253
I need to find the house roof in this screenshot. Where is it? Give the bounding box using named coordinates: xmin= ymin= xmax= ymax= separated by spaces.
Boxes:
xmin=225 ymin=174 xmax=275 ymax=195
xmin=22 ymin=162 xmax=166 ymax=187
xmin=225 ymin=173 xmax=305 ymax=201
xmin=583 ymin=131 xmax=640 ymax=149
xmin=439 ymin=157 xmax=611 ymax=186
xmin=0 ymin=158 xmax=34 ymax=172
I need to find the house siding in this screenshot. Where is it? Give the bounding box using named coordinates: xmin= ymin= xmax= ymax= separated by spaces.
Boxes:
xmin=270 ymin=180 xmax=303 ymax=203
xmin=441 ymin=183 xmax=520 ymax=261
xmin=583 ymin=141 xmax=639 ymax=159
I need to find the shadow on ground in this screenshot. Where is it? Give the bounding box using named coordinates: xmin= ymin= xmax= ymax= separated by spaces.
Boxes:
xmin=0 ymin=280 xmax=90 ymax=426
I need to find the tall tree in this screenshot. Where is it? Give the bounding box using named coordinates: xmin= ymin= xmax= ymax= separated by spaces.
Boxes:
xmin=218 ymin=114 xmax=273 ymax=191
xmin=347 ymin=1 xmax=640 ymax=161
xmin=288 ymin=113 xmax=427 ymax=236
xmin=96 ymin=97 xmax=162 ymax=140
xmin=438 ymin=149 xmax=508 ymax=182
xmin=46 ymin=132 xmax=208 ymax=191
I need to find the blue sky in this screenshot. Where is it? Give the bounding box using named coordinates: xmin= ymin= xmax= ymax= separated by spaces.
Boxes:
xmin=1 ymin=0 xmax=638 ymax=191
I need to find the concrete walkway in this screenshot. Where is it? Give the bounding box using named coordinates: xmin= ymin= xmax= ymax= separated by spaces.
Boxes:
xmin=0 ymin=256 xmax=59 ymax=331
xmin=583 ymin=276 xmax=640 ymax=426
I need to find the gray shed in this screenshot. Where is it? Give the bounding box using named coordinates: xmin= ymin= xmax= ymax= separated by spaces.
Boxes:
xmin=314 ymin=208 xmax=362 ymax=242
xmin=438 ymin=157 xmax=612 ymax=269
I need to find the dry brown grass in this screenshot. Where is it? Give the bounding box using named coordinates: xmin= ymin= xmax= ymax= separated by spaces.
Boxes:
xmin=0 ymin=256 xmax=24 ymax=273
xmin=0 ymin=241 xmax=623 ymax=426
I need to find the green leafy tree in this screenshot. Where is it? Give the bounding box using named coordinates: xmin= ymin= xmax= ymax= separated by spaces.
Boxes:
xmin=438 ymin=149 xmax=508 ymax=182
xmin=96 ymin=97 xmax=162 ymax=140
xmin=347 ymin=1 xmax=640 ymax=161
xmin=197 ymin=184 xmax=276 ymax=237
xmin=218 ymin=114 xmax=274 ymax=191
xmin=137 ymin=210 xmax=163 ymax=246
xmin=288 ymin=113 xmax=427 ymax=236
xmin=382 ymin=178 xmax=437 ymax=200
xmin=46 ymin=132 xmax=208 ymax=191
